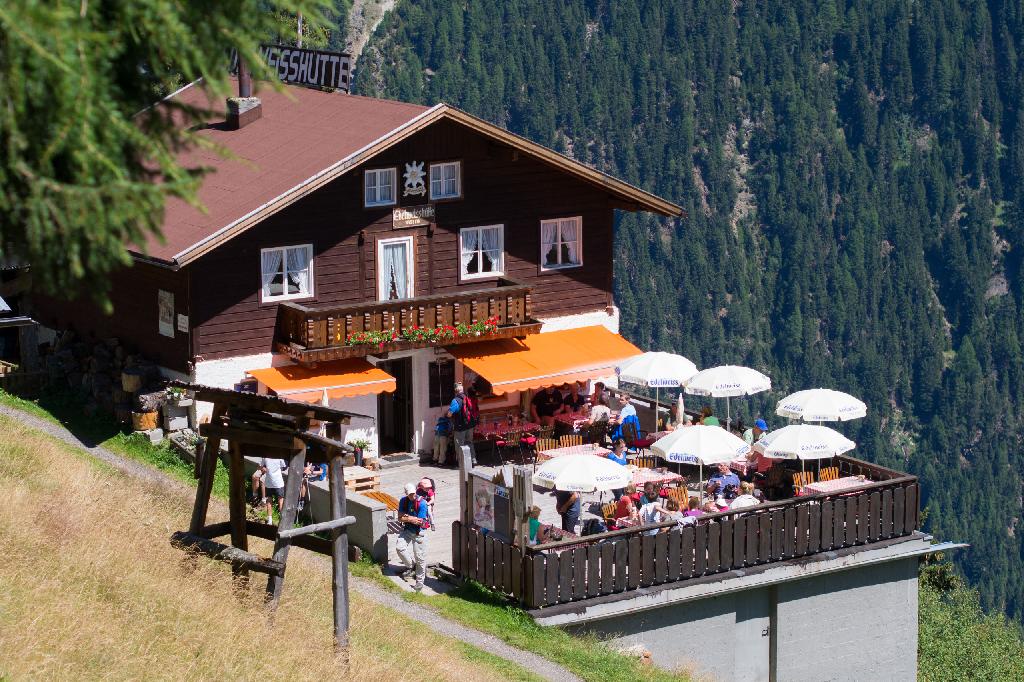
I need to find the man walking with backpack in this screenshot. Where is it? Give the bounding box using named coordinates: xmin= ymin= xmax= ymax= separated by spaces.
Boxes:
xmin=395 ymin=482 xmax=429 ymax=591
xmin=447 ymin=382 xmax=478 ymax=466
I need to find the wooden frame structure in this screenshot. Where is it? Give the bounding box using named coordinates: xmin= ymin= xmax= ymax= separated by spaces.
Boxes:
xmin=168 ymin=382 xmax=363 ymax=652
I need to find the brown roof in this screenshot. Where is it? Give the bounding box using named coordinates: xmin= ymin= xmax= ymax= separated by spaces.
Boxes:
xmin=140 ymin=79 xmax=682 ymax=266
xmin=141 ymin=81 xmax=431 ymax=262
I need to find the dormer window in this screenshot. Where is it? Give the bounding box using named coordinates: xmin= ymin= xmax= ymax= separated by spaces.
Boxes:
xmin=429 ymin=161 xmax=462 ymax=200
xmin=540 ymin=217 xmax=582 ymax=271
xmin=364 ymin=167 xmax=396 ymax=207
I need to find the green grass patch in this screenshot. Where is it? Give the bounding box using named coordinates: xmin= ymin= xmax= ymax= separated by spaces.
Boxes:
xmin=454 ymin=641 xmax=545 ymax=681
xmin=0 ymin=387 xmax=230 ymax=499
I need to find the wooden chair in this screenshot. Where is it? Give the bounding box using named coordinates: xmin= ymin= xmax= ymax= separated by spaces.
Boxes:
xmin=534 ymin=438 xmax=558 ymax=466
xmin=536 ymin=425 xmax=555 ymax=441
xmin=631 ymin=455 xmax=658 ymax=469
xmin=495 ymin=428 xmax=525 ymax=465
xmin=559 ymin=434 xmax=583 ymax=447
xmin=622 ymin=419 xmax=656 ymax=454
xmin=586 ymin=421 xmax=609 ymax=446
xmin=819 ymin=466 xmax=840 ymax=482
xmin=792 ymin=471 xmax=814 ymax=490
xmin=601 ymin=501 xmax=618 ymax=523
xmin=667 ymin=487 xmax=690 ymax=508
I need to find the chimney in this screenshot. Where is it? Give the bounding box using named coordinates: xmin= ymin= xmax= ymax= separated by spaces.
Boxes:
xmin=226 ymin=58 xmax=262 ymax=129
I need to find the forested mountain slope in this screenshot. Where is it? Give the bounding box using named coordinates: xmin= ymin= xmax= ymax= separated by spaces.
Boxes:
xmin=356 ymin=0 xmax=1024 ymax=620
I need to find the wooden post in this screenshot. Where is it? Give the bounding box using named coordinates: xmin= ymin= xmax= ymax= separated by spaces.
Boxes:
xmin=458 ymin=444 xmax=472 ymax=528
xmin=329 ymin=449 xmax=351 ymax=657
xmin=228 ymin=442 xmax=250 ymax=585
xmin=189 ymin=402 xmax=227 ymax=534
xmin=266 ymin=444 xmax=307 ymax=606
xmin=512 ymin=465 xmax=533 ymax=546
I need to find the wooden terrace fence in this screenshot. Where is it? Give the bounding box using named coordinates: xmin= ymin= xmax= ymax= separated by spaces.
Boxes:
xmin=453 ymin=463 xmax=919 ymax=610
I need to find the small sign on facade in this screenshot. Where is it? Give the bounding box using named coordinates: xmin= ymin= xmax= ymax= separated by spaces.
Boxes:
xmin=176 ymin=314 xmax=189 ymax=333
xmin=158 ymin=290 xmax=174 ymax=338
xmin=393 ymin=204 xmax=435 ymax=229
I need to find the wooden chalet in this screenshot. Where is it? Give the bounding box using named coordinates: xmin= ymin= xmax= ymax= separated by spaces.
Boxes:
xmin=32 ymin=78 xmax=681 ymax=455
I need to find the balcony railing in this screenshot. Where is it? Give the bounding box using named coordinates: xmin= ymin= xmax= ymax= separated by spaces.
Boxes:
xmin=275 ymin=278 xmax=541 ymax=364
xmin=453 ymin=453 xmax=921 ymax=610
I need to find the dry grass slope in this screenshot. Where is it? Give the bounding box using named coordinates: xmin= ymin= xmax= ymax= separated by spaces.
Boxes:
xmin=0 ymin=417 xmax=536 ymax=681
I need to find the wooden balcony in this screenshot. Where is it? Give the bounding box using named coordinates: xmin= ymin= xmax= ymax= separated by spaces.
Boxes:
xmin=275 ymin=278 xmax=541 ymax=364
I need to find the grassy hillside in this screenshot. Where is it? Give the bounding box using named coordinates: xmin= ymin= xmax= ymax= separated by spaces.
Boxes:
xmin=0 ymin=415 xmax=536 ymax=681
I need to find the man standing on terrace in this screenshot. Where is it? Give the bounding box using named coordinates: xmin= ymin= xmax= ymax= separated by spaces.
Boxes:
xmin=448 ymin=382 xmax=478 ymax=466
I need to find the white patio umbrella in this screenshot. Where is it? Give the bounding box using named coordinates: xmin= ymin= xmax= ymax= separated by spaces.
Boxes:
xmin=775 ymin=388 xmax=867 ymax=422
xmin=684 ymin=365 xmax=772 ymax=431
xmin=532 ymin=454 xmax=632 ymax=493
xmin=652 ymin=426 xmax=750 ymax=502
xmin=616 ymin=351 xmax=699 ymax=427
xmin=753 ymin=423 xmax=856 ymax=478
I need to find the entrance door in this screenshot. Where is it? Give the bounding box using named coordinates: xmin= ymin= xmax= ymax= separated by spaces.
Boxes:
xmin=377 ymin=357 xmax=413 ymax=455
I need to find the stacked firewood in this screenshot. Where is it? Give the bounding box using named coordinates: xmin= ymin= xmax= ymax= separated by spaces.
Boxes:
xmin=40 ymin=331 xmax=191 ymax=441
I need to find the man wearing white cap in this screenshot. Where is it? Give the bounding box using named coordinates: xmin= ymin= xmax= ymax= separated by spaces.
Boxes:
xmin=395 ymin=482 xmax=429 ymax=591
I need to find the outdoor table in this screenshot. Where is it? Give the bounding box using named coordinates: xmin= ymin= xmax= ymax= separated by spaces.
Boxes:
xmin=474 ymin=420 xmax=541 ymax=440
xmin=802 ymin=476 xmax=867 ymax=496
xmin=630 ymin=466 xmax=684 ymax=487
xmin=729 ymin=457 xmax=751 ymax=477
xmin=536 ymin=443 xmax=610 ymax=463
xmin=553 ymin=411 xmax=590 ymax=431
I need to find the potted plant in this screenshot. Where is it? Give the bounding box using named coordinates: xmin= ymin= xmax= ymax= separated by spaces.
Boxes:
xmin=346 ymin=437 xmax=372 ymax=467
xmin=164 ymin=385 xmax=193 ymax=407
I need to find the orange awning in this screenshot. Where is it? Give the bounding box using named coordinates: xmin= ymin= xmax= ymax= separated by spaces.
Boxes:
xmin=447 ymin=325 xmax=643 ymax=395
xmin=247 ymin=359 xmax=396 ymax=403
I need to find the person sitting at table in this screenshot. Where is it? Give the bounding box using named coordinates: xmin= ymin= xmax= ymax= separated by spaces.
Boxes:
xmin=663 ymin=402 xmax=682 ymax=430
xmin=555 ymin=489 xmax=581 ymax=533
xmin=729 ymin=481 xmax=761 ymax=510
xmin=700 ymin=405 xmax=720 ymax=427
xmin=706 ymin=461 xmax=741 ymax=500
xmin=530 ymin=386 xmax=563 ymax=427
xmin=637 ymin=484 xmax=665 ymax=535
xmin=615 ymin=483 xmax=639 ymax=521
xmin=663 ymin=498 xmax=695 ymax=527
xmin=684 ymin=496 xmax=703 ymax=518
xmin=589 ymin=381 xmax=607 ymax=407
xmin=526 ymin=505 xmax=542 ymax=545
xmin=589 ymin=394 xmax=611 ymax=423
xmin=606 ymin=438 xmax=629 ymax=499
xmin=701 ymin=500 xmax=719 ymax=514
xmin=742 ymin=446 xmax=776 ymax=483
xmin=608 ymin=394 xmax=638 ymax=441
xmin=743 ymin=418 xmax=769 ymax=446
xmin=559 ymin=381 xmax=587 ymax=415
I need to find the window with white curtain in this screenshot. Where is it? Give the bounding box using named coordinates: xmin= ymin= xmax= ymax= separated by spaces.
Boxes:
xmin=459 ymin=225 xmax=504 ymax=280
xmin=260 ymin=244 xmax=314 ymax=302
xmin=430 ymin=161 xmax=462 ymax=200
xmin=377 ymin=236 xmax=414 ymax=300
xmin=364 ymin=167 xmax=396 ymax=207
xmin=540 ymin=217 xmax=582 ymax=270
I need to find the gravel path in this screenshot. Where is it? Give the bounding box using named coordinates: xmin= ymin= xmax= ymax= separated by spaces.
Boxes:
xmin=0 ymin=404 xmax=582 ymax=682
